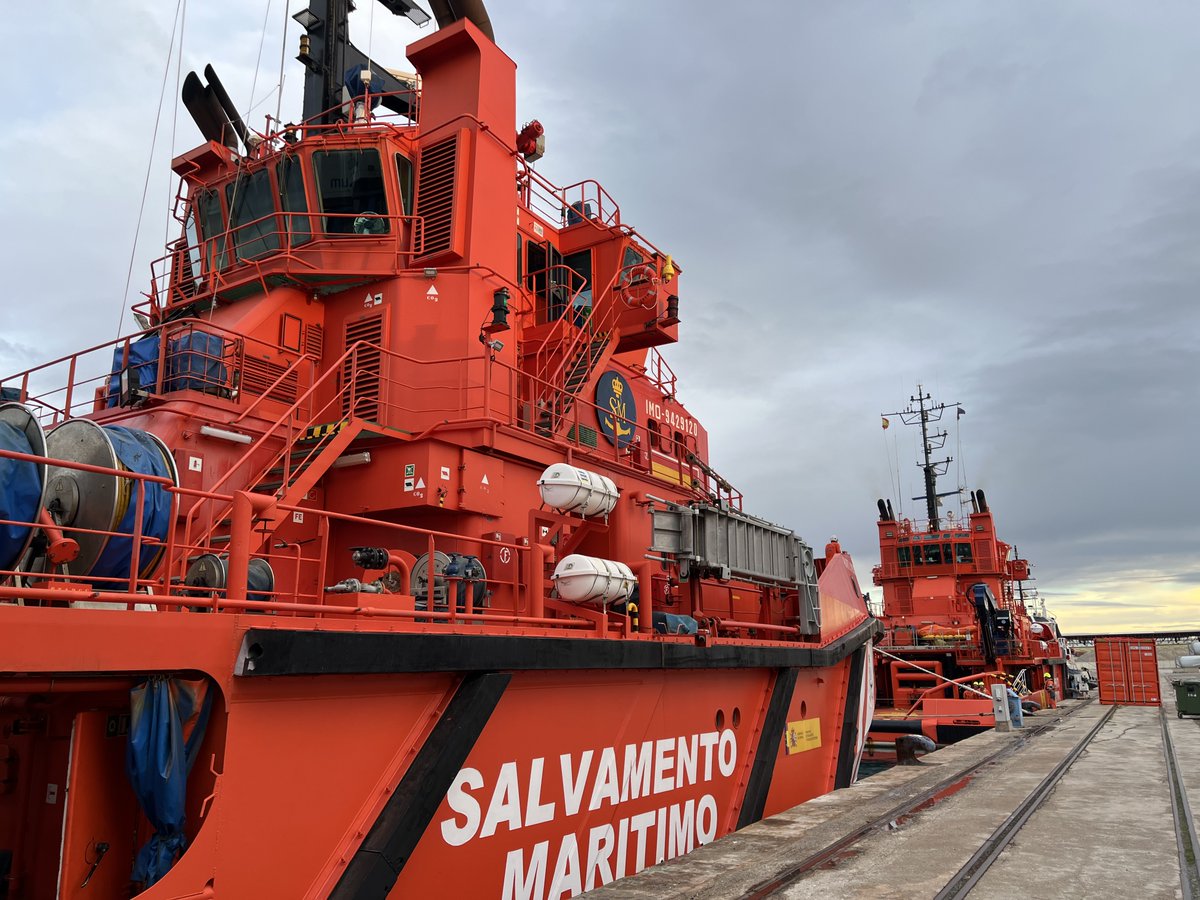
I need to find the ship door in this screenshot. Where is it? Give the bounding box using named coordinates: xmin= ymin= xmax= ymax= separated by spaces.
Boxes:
xmin=56 ymin=711 xmax=141 ymax=899
xmin=526 ymin=240 xmax=565 ymax=323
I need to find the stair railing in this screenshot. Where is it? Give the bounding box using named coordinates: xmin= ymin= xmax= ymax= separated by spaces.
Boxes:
xmin=178 ymin=339 xmax=380 ymax=563
xmin=531 ymin=260 xmax=643 ymax=428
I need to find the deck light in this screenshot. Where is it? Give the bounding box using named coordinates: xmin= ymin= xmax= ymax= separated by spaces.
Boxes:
xmin=485 ymin=288 xmax=510 ymax=334
xmin=378 ymin=0 xmax=432 ymax=26
xmin=292 ymin=8 xmax=322 ymax=31
xmin=199 ymin=425 xmax=253 ymax=445
xmin=331 ymin=452 xmax=372 ymax=469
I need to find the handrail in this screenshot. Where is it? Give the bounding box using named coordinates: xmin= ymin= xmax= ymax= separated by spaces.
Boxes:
xmin=179 ymin=339 xmax=374 ymax=554
xmin=231 ymin=353 xmax=313 ymax=424
xmin=533 ymin=259 xmax=638 ymax=407
xmin=148 ymin=210 xmax=426 ymax=313
xmin=0 ymin=318 xmax=302 ymax=426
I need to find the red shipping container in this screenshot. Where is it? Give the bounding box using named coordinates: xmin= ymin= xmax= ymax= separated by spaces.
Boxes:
xmin=1095 ymin=637 xmax=1160 ymax=706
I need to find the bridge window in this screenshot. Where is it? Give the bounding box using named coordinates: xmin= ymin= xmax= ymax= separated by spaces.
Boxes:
xmin=278 ymin=155 xmax=312 ymax=246
xmin=195 ymin=188 xmax=229 ymax=272
xmin=955 ymin=542 xmax=973 ymax=563
xmin=226 ymin=169 xmax=281 ymax=260
xmin=897 ymin=546 xmax=912 ymax=567
xmin=395 ymin=153 xmax=414 ymax=216
xmin=183 ymin=205 xmax=202 ymax=279
xmin=313 ymin=149 xmax=390 ymax=235
xmin=924 ymin=543 xmax=943 ymax=565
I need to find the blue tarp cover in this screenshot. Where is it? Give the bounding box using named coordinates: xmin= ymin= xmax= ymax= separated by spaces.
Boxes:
xmin=166 ymin=332 xmax=226 ymax=393
xmin=0 ymin=422 xmax=39 ymax=569
xmin=127 ymin=677 xmax=212 ymax=887
xmin=106 ymin=335 xmax=161 ymax=407
xmin=90 ymin=427 xmax=173 ymax=584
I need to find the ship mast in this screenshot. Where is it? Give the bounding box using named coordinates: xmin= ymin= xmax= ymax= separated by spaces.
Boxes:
xmin=291 ymin=0 xmax=431 ymax=125
xmin=884 ymin=386 xmax=960 ymax=530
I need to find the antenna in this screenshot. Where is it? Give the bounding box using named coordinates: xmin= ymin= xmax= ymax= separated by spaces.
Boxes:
xmin=881 ymin=385 xmax=961 ymax=530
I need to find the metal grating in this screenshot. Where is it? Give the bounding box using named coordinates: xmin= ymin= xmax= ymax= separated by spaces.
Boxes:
xmin=567 ymin=424 xmax=599 ymax=448
xmin=342 ymin=314 xmax=384 ymax=420
xmin=304 ymin=323 xmax=324 ymax=362
xmin=415 ymin=137 xmax=457 ymax=258
xmin=241 ymin=356 xmax=299 ymax=404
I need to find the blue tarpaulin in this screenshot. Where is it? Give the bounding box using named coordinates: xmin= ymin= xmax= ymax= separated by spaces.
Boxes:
xmin=344 ymin=64 xmax=383 ymax=107
xmin=127 ymin=677 xmax=213 ymax=887
xmin=89 ymin=427 xmax=174 ymax=585
xmin=166 ymin=332 xmax=227 ymax=393
xmin=106 ymin=335 xmax=161 ymax=407
xmin=0 ymin=421 xmax=40 ymax=569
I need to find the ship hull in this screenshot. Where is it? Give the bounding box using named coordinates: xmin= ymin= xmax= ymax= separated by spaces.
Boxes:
xmin=0 ymin=608 xmax=874 ymax=899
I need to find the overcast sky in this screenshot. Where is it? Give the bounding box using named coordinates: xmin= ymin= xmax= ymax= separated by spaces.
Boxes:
xmin=2 ymin=1 xmax=1196 ymax=632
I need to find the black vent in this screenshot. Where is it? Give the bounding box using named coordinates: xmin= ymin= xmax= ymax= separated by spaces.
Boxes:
xmin=342 ymin=314 xmax=384 ymax=420
xmin=416 ymin=137 xmax=458 ymax=258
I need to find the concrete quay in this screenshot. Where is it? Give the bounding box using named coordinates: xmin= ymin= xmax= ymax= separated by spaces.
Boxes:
xmin=592 ymin=674 xmax=1199 ymax=900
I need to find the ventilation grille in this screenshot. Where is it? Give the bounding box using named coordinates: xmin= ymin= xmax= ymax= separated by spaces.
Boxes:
xmin=342 ymin=314 xmax=384 ymax=420
xmin=241 ymin=357 xmax=299 ymax=404
xmin=567 ymin=424 xmax=599 ymax=449
xmin=415 ymin=137 xmax=458 ymax=258
xmin=304 ymin=323 xmax=324 ymax=362
xmin=893 ymin=584 xmax=913 ymax=616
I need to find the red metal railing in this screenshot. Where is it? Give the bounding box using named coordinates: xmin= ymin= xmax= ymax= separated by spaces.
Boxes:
xmin=0 ymin=319 xmax=309 ymax=429
xmin=144 ymin=211 xmax=426 ymax=318
xmin=0 ymin=443 xmax=792 ymax=643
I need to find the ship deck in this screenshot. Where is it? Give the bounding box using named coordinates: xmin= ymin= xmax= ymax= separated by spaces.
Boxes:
xmin=592 ymin=663 xmax=1199 ymax=899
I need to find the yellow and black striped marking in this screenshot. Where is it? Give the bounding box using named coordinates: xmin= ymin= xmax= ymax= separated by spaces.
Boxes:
xmin=303 ymin=421 xmax=346 ymax=441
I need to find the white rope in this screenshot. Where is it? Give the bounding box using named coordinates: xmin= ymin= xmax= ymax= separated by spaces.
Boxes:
xmin=874 ymin=646 xmax=993 ymax=700
xmin=275 ymin=0 xmax=290 ymax=131
xmin=164 ymin=0 xmax=188 ymax=255
xmin=117 ymin=0 xmax=185 ymax=338
xmin=246 ymin=0 xmax=275 ymax=132
xmin=367 ymin=0 xmax=377 ymax=74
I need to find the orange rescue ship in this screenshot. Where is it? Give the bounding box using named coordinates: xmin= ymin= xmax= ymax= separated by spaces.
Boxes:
xmin=0 ymin=2 xmax=878 ymax=897
xmin=866 ymin=390 xmax=1067 ymax=762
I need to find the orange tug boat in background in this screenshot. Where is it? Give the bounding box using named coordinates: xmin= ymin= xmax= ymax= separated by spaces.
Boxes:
xmin=0 ymin=2 xmax=878 ymax=897
xmin=865 ymin=390 xmax=1067 ymax=763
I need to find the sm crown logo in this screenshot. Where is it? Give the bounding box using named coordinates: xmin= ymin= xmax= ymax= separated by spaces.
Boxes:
xmin=595 ymin=371 xmax=637 ymax=449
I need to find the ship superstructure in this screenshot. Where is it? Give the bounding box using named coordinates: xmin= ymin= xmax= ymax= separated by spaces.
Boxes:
xmin=0 ymin=2 xmax=877 ymax=897
xmin=869 ymin=390 xmax=1066 ymax=748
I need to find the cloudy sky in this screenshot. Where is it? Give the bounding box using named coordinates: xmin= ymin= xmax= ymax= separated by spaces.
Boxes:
xmin=2 ymin=1 xmax=1196 ymax=632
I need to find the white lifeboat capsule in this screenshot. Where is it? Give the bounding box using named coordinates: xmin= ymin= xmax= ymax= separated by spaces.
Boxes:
xmin=1177 ymin=655 xmax=1200 ymax=669
xmin=537 ymin=463 xmax=619 ymax=517
xmin=551 ymin=554 xmax=636 ymax=604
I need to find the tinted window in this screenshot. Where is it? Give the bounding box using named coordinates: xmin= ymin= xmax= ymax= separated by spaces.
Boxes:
xmin=278 ymin=155 xmax=312 ymax=246
xmin=955 ymin=542 xmax=973 ymax=563
xmin=313 ymin=149 xmax=389 ymax=235
xmin=897 ymin=546 xmax=912 ymax=566
xmin=226 ymin=169 xmax=280 ymax=260
xmin=395 ymin=153 xmax=414 ymax=216
xmin=184 ymin=205 xmax=202 ymax=278
xmin=924 ymin=543 xmax=942 ymax=565
xmin=195 ymin=188 xmax=229 ymax=271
